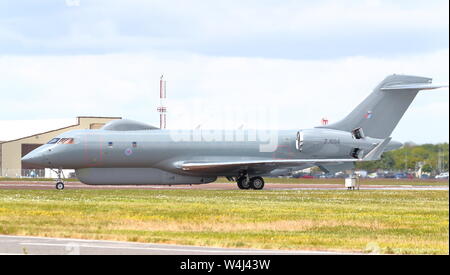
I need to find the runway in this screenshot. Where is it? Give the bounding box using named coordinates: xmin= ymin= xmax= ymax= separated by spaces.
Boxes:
xmin=0 ymin=181 xmax=448 ymax=191
xmin=0 ymin=180 xmax=448 ymax=191
xmin=0 ymin=235 xmax=347 ymax=255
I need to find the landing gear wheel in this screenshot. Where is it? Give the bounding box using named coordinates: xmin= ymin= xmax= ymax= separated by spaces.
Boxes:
xmin=250 ymin=177 xmax=265 ymax=190
xmin=56 ymin=182 xmax=65 ymax=190
xmin=237 ymin=177 xmax=251 ymax=190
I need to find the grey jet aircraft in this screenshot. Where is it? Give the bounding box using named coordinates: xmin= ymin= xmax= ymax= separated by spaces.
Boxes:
xmin=22 ymin=74 xmax=447 ymax=190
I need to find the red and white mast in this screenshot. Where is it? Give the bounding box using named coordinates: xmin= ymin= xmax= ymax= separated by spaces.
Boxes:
xmin=157 ymin=75 xmax=167 ymax=129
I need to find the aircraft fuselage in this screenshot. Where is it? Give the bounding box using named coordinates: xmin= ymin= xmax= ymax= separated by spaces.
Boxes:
xmin=22 ymin=128 xmax=399 ymax=184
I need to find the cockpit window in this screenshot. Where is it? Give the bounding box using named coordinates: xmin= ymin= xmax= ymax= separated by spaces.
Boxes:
xmin=47 ymin=138 xmax=60 ymax=144
xmin=57 ymin=138 xmax=75 ymax=144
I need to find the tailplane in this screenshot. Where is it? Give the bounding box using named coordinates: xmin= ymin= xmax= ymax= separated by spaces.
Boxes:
xmin=318 ymin=74 xmax=447 ymax=139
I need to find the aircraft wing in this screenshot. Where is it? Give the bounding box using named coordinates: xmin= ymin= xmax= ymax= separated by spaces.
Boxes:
xmin=181 ymin=158 xmax=360 ymax=172
xmin=181 ymin=138 xmax=391 ymax=173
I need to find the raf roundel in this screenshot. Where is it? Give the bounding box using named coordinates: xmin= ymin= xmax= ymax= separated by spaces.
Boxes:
xmin=364 ymin=111 xmax=373 ymax=119
xmin=124 ymin=148 xmax=133 ymax=156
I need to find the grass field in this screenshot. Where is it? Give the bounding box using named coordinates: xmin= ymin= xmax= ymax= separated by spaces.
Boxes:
xmin=0 ymin=189 xmax=448 ymax=254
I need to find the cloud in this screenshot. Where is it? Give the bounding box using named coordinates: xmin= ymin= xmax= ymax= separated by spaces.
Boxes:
xmin=0 ymin=0 xmax=448 ymax=58
xmin=0 ymin=1 xmax=448 ymax=143
xmin=65 ymin=0 xmax=80 ymax=7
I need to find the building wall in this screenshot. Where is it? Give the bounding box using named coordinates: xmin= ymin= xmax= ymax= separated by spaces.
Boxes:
xmin=0 ymin=117 xmax=120 ymax=177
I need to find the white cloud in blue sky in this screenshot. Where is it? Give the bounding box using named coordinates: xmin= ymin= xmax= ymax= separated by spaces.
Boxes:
xmin=0 ymin=0 xmax=448 ymax=143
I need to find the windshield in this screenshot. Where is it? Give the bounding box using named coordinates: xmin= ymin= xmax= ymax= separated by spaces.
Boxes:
xmin=57 ymin=138 xmax=75 ymax=144
xmin=47 ymin=138 xmax=60 ymax=144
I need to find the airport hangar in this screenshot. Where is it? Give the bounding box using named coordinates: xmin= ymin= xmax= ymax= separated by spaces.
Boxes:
xmin=0 ymin=116 xmax=121 ymax=178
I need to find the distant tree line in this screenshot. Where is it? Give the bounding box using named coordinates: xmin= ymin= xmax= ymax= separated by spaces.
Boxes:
xmin=355 ymin=143 xmax=449 ymax=174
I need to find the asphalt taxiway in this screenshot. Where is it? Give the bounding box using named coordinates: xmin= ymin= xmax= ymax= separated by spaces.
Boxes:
xmin=0 ymin=181 xmax=448 ymax=191
xmin=0 ymin=235 xmax=350 ymax=255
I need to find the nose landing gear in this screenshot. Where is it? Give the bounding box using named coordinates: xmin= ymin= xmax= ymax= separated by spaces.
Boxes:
xmin=54 ymin=168 xmax=65 ymax=190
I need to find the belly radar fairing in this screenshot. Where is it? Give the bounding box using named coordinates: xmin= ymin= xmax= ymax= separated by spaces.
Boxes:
xmin=22 ymin=74 xmax=447 ymax=190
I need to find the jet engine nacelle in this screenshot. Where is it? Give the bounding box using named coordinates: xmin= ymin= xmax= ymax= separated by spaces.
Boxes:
xmin=76 ymin=168 xmax=217 ymax=185
xmin=296 ymin=129 xmax=375 ymax=158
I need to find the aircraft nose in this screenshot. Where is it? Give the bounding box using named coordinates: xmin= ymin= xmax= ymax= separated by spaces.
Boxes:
xmin=21 ymin=151 xmax=47 ymax=167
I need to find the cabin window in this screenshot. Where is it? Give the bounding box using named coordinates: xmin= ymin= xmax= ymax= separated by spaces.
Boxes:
xmin=47 ymin=138 xmax=60 ymax=144
xmin=57 ymin=138 xmax=74 ymax=144
xmin=132 ymin=142 xmax=137 ymax=148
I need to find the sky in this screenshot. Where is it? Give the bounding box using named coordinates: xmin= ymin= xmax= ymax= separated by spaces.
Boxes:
xmin=0 ymin=0 xmax=448 ymax=143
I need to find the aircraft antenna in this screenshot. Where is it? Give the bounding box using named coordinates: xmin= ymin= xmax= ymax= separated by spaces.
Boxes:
xmin=157 ymin=75 xmax=167 ymax=129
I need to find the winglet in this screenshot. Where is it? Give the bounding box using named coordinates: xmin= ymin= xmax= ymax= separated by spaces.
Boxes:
xmin=363 ymin=137 xmax=392 ymax=161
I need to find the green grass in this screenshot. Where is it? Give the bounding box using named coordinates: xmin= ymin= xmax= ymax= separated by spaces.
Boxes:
xmin=0 ymin=189 xmax=448 ymax=254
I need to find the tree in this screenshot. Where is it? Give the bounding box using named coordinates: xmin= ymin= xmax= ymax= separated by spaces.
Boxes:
xmin=355 ymin=143 xmax=449 ymax=174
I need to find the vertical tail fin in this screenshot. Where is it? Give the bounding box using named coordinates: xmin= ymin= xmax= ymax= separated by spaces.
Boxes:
xmin=318 ymin=74 xmax=446 ymax=139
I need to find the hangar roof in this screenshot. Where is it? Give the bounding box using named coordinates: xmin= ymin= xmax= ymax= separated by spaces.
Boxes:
xmin=0 ymin=116 xmax=121 ymax=144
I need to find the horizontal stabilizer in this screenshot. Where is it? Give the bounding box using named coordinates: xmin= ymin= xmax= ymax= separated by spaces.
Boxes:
xmin=381 ymin=83 xmax=448 ymax=91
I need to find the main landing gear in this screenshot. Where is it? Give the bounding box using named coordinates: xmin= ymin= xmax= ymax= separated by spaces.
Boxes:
xmin=236 ymin=173 xmax=265 ymax=190
xmin=54 ymin=168 xmax=65 ymax=190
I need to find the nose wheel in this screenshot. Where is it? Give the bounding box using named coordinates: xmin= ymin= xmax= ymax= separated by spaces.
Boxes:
xmin=56 ymin=182 xmax=65 ymax=190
